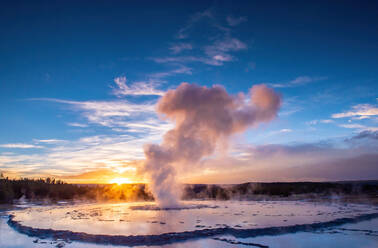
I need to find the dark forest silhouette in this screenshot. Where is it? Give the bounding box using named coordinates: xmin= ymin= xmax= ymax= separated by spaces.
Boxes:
xmin=1 ymin=173 xmax=377 ymax=204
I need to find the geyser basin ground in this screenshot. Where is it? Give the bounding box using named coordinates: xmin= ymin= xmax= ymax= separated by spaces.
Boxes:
xmin=8 ymin=200 xmax=378 ymax=238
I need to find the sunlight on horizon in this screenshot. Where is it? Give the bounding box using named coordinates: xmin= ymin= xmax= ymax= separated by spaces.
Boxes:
xmin=109 ymin=177 xmax=134 ymax=185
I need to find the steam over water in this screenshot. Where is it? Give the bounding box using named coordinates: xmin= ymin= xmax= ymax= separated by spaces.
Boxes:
xmin=142 ymin=83 xmax=281 ymax=207
xmin=9 ymin=201 xmax=377 ymax=236
xmin=3 ymin=200 xmax=378 ymax=248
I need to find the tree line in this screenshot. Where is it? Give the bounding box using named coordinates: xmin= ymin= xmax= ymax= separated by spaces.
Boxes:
xmin=0 ymin=175 xmax=376 ymax=204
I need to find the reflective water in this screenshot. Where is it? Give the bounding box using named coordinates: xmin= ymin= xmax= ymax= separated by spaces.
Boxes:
xmin=1 ymin=200 xmax=377 ymax=247
xmin=10 ymin=201 xmax=377 ymax=236
xmin=217 ymin=218 xmax=378 ymax=248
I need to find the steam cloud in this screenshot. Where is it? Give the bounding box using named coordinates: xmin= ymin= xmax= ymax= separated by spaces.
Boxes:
xmin=142 ymin=83 xmax=281 ymax=207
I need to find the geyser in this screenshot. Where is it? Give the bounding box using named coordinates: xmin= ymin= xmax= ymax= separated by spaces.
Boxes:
xmin=142 ymin=83 xmax=281 ymax=207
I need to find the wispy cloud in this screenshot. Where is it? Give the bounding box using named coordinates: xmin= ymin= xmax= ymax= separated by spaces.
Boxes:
xmin=321 ymin=119 xmax=334 ymax=124
xmin=226 ymin=16 xmax=247 ymax=26
xmin=112 ymin=62 xmax=193 ymax=97
xmin=339 ymin=124 xmax=366 ymax=129
xmin=0 ymin=104 xmax=173 ymax=178
xmin=0 ymin=143 xmax=43 ymax=149
xmin=204 ymin=37 xmax=247 ymax=64
xmin=0 ymin=135 xmax=148 ymax=178
xmin=306 ymin=119 xmax=334 ymax=125
xmin=34 ymin=139 xmax=66 ymax=144
xmin=332 ymin=104 xmax=378 ymax=119
xmin=169 ymin=43 xmax=193 ymax=54
xmin=267 ymin=129 xmax=293 ymax=136
xmin=339 ymin=123 xmax=378 ymax=132
xmin=347 ymin=130 xmax=378 ymax=141
xmin=153 ymin=38 xmax=247 ymax=67
xmin=153 ymin=9 xmax=248 ymax=67
xmin=270 ymin=76 xmax=328 ymax=88
xmin=33 ymin=98 xmax=155 ymax=116
xmin=30 ymin=97 xmax=174 ymax=136
xmin=280 ymin=128 xmax=292 ymax=133
xmin=67 ymin=122 xmax=88 ymax=128
xmin=176 ymin=9 xmax=214 ymax=39
xmin=147 ymin=64 xmax=192 ymax=79
xmin=112 ymin=76 xmax=165 ymax=96
xmin=22 ymin=78 xmax=177 ymax=179
xmin=152 ymin=56 xmax=224 ymax=66
xmin=278 ymin=96 xmax=303 ymax=116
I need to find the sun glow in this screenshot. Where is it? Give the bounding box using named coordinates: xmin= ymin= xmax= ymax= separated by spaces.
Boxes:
xmin=109 ymin=177 xmax=133 ymax=185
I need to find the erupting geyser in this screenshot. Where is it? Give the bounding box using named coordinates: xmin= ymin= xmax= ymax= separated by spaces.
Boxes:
xmin=142 ymin=83 xmax=281 ymax=207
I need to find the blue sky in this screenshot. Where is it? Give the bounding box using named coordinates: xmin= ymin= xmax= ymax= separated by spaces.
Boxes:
xmin=0 ymin=1 xmax=377 ymax=183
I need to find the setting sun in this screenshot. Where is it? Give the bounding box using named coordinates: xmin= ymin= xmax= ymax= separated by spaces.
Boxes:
xmin=109 ymin=177 xmax=133 ymax=185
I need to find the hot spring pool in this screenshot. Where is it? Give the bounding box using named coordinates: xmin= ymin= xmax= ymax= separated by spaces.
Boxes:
xmin=3 ymin=200 xmax=378 ymax=247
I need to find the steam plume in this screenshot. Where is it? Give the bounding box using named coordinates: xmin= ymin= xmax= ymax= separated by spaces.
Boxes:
xmin=142 ymin=83 xmax=281 ymax=207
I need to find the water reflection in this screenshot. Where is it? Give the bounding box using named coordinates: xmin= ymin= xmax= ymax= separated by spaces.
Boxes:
xmin=10 ymin=200 xmax=377 ymax=236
